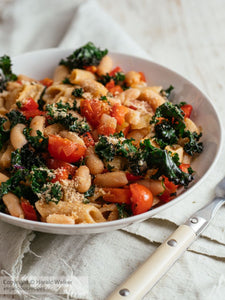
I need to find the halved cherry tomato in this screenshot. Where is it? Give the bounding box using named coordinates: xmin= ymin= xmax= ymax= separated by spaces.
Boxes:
xmin=84 ymin=65 xmax=97 ymax=73
xmin=21 ymin=199 xmax=38 ymax=221
xmin=180 ymin=104 xmax=192 ymax=118
xmin=80 ymin=99 xmax=110 ymax=128
xmin=22 ymin=109 xmax=45 ymax=120
xmin=106 ymin=80 xmax=123 ymax=96
xmin=126 ymin=172 xmax=143 ymax=181
xmin=81 ymin=132 xmax=95 ymax=147
xmin=139 ymin=72 xmax=146 ymax=82
xmin=111 ymin=103 xmax=129 ymax=125
xmin=48 ymin=135 xmax=86 ymax=163
xmin=103 ymin=188 xmax=131 ymax=204
xmin=158 ymin=176 xmax=178 ymax=203
xmin=130 ymin=183 xmax=153 ymax=215
xmin=51 ymin=168 xmax=69 ymax=183
xmin=105 ymin=79 xmax=115 ymax=90
xmin=179 ymin=163 xmax=191 ymax=173
xmin=39 ymin=77 xmax=54 ymax=87
xmin=46 ymin=158 xmax=77 ymax=176
xmin=110 ymin=85 xmax=123 ymax=96
xmin=20 ymin=97 xmax=39 ymax=111
xmin=109 ymin=66 xmax=123 ymax=76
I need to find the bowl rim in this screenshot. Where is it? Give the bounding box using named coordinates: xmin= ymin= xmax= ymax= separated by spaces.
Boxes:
xmin=0 ymin=47 xmax=223 ymax=231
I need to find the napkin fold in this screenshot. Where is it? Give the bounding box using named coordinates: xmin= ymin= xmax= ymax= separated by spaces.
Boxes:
xmin=0 ymin=0 xmax=224 ymax=299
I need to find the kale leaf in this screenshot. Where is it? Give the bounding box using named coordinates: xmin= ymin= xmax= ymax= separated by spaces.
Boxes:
xmin=84 ymin=185 xmax=95 ymax=199
xmin=0 ymin=55 xmax=17 ymax=92
xmin=160 ymin=85 xmax=174 ymax=98
xmin=60 ymin=42 xmax=108 ymax=70
xmin=0 ymin=169 xmax=29 ymax=199
xmin=139 ymin=139 xmax=193 ymax=186
xmin=11 ymin=144 xmax=46 ymax=171
xmin=95 ymin=132 xmax=193 ymax=187
xmin=0 ymin=117 xmax=10 ymax=150
xmin=116 ymin=203 xmax=132 ymax=219
xmin=72 ymin=88 xmax=83 ymax=98
xmin=151 ymin=102 xmax=203 ymax=156
xmin=183 ymin=131 xmax=203 ymax=156
xmin=99 ymin=72 xmax=125 ymax=85
xmin=6 ymin=110 xmax=27 ymax=128
xmin=95 ymin=136 xmax=116 ymax=161
xmin=23 ymin=128 xmax=48 ymax=151
xmin=46 ymin=101 xmax=90 ymax=134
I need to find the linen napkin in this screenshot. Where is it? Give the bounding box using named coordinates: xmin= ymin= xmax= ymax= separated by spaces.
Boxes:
xmin=0 ymin=0 xmax=224 ymax=299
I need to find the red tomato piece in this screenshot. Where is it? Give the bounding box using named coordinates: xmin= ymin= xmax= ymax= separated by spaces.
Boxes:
xmin=105 ymin=79 xmax=115 ymax=90
xmin=21 ymin=200 xmax=38 ymax=221
xmin=97 ymin=114 xmax=117 ymax=136
xmin=179 ymin=163 xmax=191 ymax=173
xmin=80 ymin=99 xmax=110 ymax=128
xmin=109 ymin=85 xmax=123 ymax=96
xmin=46 ymin=158 xmax=77 ymax=176
xmin=130 ymin=183 xmax=153 ymax=215
xmin=138 ymin=72 xmax=146 ymax=82
xmin=48 ymin=135 xmax=86 ymax=163
xmin=158 ymin=176 xmax=178 ymax=203
xmin=22 ymin=109 xmax=45 ymax=120
xmin=126 ymin=172 xmax=143 ymax=181
xmin=21 ymin=97 xmax=39 ymax=111
xmin=180 ymin=104 xmax=193 ymax=118
xmin=109 ymin=66 xmax=123 ymax=76
xmin=111 ymin=103 xmax=129 ymax=125
xmin=81 ymin=132 xmax=95 ymax=147
xmin=84 ymin=65 xmax=97 ymax=73
xmin=51 ymin=168 xmax=69 ymax=183
xmin=103 ymin=188 xmax=131 ymax=204
xmin=39 ymin=77 xmax=54 ymax=87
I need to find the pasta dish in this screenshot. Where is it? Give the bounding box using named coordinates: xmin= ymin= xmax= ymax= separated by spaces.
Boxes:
xmin=0 ymin=42 xmax=203 ymax=224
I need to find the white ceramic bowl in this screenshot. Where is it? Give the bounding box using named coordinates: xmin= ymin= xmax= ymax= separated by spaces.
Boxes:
xmin=0 ymin=48 xmax=222 ymax=234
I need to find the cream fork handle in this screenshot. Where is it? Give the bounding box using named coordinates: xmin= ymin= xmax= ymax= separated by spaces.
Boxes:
xmin=107 ymin=224 xmax=196 ymax=300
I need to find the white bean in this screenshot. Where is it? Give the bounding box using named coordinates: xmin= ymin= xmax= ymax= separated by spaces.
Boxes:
xmin=10 ymin=124 xmax=27 ymax=149
xmin=3 ymin=193 xmax=24 ymax=218
xmin=75 ymin=166 xmax=91 ymax=193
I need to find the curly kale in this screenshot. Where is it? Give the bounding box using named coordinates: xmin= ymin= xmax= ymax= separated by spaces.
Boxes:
xmin=0 ymin=117 xmax=10 ymax=150
xmin=139 ymin=139 xmax=193 ymax=186
xmin=59 ymin=42 xmax=108 ymax=70
xmin=23 ymin=128 xmax=48 ymax=151
xmin=151 ymin=102 xmax=203 ymax=156
xmin=160 ymin=85 xmax=174 ymax=98
xmin=0 ymin=169 xmax=29 ymax=199
xmin=0 ymin=55 xmax=17 ymax=92
xmin=116 ymin=203 xmax=132 ymax=219
xmin=6 ymin=110 xmax=27 ymax=128
xmin=72 ymin=88 xmax=84 ymax=98
xmin=11 ymin=144 xmax=46 ymax=171
xmin=99 ymin=72 xmax=125 ymax=86
xmin=183 ymin=131 xmax=203 ymax=156
xmin=95 ymin=132 xmax=136 ymax=162
xmin=95 ymin=132 xmax=193 ymax=186
xmin=46 ymin=101 xmax=90 ymax=134
xmin=0 ymin=165 xmax=62 ymax=205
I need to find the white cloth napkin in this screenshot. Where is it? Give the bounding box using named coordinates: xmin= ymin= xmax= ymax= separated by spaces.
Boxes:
xmin=0 ymin=0 xmax=225 ymax=299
